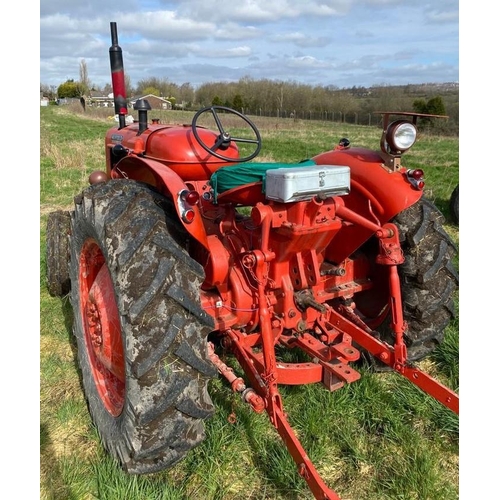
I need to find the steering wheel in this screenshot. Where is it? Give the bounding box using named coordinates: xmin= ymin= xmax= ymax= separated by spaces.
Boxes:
xmin=191 ymin=106 xmax=262 ymax=162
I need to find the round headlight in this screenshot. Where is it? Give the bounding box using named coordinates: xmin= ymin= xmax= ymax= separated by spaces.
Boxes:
xmin=386 ymin=120 xmax=417 ymax=153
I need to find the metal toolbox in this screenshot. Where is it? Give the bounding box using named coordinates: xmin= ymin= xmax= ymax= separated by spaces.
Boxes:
xmin=265 ymin=164 xmax=350 ymax=202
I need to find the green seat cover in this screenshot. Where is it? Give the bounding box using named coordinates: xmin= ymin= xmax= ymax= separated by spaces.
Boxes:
xmin=209 ymin=159 xmax=316 ymax=201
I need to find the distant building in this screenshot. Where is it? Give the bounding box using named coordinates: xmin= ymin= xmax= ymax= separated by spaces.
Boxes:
xmin=87 ymin=91 xmax=115 ymax=107
xmin=130 ymin=94 xmax=173 ymax=110
xmin=55 ymin=97 xmax=81 ymax=106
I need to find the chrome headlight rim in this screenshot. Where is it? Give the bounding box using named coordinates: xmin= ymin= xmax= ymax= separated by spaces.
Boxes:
xmin=386 ymin=120 xmax=417 ymax=153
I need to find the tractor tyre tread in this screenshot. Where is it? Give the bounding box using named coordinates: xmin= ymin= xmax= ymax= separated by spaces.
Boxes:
xmin=46 ymin=209 xmax=72 ymax=297
xmin=70 ymin=179 xmax=216 ymax=475
xmin=391 ymin=197 xmax=458 ymax=361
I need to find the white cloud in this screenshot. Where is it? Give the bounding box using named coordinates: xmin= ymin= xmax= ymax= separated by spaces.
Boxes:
xmin=39 ymin=0 xmax=459 ymax=89
xmin=195 ymin=46 xmax=253 ymax=58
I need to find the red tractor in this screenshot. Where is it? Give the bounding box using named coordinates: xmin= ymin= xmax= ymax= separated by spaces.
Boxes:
xmin=45 ymin=22 xmax=458 ymax=500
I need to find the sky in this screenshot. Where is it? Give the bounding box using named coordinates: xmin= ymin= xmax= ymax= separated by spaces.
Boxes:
xmin=40 ymin=0 xmax=460 ymax=91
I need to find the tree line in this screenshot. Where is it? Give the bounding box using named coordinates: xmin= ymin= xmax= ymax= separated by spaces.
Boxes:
xmin=40 ymin=61 xmax=458 ymax=135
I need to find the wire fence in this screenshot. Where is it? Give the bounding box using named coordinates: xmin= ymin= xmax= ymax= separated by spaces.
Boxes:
xmin=242 ymin=108 xmax=458 ymax=135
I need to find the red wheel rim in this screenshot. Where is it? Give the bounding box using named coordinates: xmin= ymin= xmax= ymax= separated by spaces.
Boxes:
xmin=79 ymin=239 xmax=125 ymax=416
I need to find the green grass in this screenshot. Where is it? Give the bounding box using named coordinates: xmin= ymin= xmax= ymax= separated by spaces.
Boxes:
xmin=40 ymin=104 xmax=459 ymax=500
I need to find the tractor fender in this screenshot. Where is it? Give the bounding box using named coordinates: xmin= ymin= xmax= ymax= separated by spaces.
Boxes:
xmin=110 ymin=155 xmax=210 ymax=250
xmin=313 ymin=147 xmax=423 ymax=262
xmin=313 ymin=147 xmax=422 ymax=218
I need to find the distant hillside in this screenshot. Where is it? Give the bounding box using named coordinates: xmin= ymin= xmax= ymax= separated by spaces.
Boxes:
xmin=192 ymin=79 xmax=459 ymax=135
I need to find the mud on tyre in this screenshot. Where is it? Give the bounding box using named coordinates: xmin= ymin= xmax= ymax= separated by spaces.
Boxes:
xmin=46 ymin=210 xmax=72 ymax=297
xmin=387 ymin=197 xmax=458 ymax=361
xmin=70 ymin=179 xmax=217 ymax=474
xmin=357 ymin=197 xmax=458 ymax=363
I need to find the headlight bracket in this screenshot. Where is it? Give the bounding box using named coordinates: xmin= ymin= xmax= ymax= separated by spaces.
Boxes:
xmin=375 ymin=111 xmax=448 ymax=172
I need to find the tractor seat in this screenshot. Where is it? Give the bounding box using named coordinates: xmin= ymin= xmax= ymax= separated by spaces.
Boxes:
xmin=209 ymin=159 xmax=316 ymax=204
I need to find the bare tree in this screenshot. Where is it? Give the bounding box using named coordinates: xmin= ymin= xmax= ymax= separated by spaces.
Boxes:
xmin=79 ymin=59 xmax=90 ymax=96
xmin=178 ymin=83 xmax=195 ymax=108
xmin=276 ymin=83 xmax=285 ymax=114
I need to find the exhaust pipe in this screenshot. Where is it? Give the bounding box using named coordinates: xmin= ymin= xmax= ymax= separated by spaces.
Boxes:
xmin=109 ymin=22 xmax=128 ymax=129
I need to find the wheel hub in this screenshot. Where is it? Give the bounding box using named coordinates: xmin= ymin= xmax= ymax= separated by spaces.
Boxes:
xmin=79 ymin=239 xmax=125 ymax=416
xmin=86 ymin=300 xmax=102 ymax=348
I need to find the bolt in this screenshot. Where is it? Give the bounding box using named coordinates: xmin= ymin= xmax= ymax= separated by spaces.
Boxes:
xmin=242 ymin=254 xmax=256 ymax=268
xmin=297 ymin=320 xmax=307 ymax=332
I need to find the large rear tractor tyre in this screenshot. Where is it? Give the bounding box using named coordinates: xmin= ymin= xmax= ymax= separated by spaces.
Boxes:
xmin=69 ymin=179 xmax=217 ymax=474
xmin=46 ymin=210 xmax=72 ymax=297
xmin=387 ymin=197 xmax=459 ymax=361
xmin=357 ymin=197 xmax=458 ymax=364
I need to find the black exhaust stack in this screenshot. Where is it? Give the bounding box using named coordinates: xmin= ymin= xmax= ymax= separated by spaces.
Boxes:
xmin=109 ymin=22 xmax=128 ymax=129
xmin=134 ymin=99 xmax=151 ymax=135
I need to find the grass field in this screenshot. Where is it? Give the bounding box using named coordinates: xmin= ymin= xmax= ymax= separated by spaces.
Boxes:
xmin=40 ymin=104 xmax=459 ymax=500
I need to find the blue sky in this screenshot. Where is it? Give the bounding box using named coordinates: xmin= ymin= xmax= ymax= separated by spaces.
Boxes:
xmin=40 ymin=0 xmax=459 ymax=90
